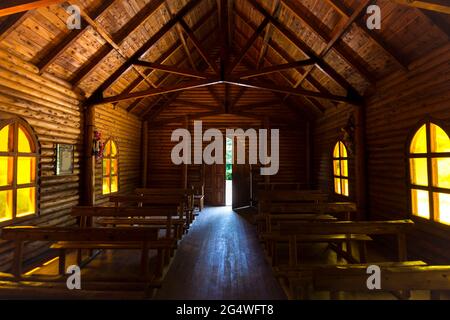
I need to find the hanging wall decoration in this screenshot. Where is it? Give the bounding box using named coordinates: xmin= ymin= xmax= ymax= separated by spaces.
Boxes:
xmin=93 ymin=130 xmax=104 ymax=162
xmin=56 ymin=144 xmax=74 ymax=175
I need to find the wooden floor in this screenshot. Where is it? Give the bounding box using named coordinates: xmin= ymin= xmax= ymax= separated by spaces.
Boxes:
xmin=155 ymin=206 xmax=286 ymax=300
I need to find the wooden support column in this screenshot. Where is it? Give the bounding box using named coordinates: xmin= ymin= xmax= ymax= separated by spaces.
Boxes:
xmin=182 ymin=116 xmax=189 ymax=189
xmin=306 ymin=121 xmax=313 ymax=189
xmin=354 ymin=104 xmax=368 ymax=221
xmin=82 ymin=105 xmax=95 ymax=206
xmin=141 ymin=120 xmax=149 ymax=188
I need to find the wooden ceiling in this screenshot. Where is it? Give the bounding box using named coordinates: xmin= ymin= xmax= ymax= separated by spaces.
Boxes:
xmin=0 ymin=0 xmax=449 ymax=121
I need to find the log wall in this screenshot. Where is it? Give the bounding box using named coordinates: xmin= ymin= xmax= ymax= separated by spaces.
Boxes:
xmin=0 ymin=50 xmax=143 ymax=271
xmin=94 ymin=104 xmax=142 ymax=206
xmin=365 ymin=43 xmax=450 ymax=263
xmin=0 ymin=49 xmax=82 ymax=271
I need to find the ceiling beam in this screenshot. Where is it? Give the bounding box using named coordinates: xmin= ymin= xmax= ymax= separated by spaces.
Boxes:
xmin=149 ymin=111 xmax=223 ymax=126
xmin=422 ymin=10 xmax=450 ymax=39
xmin=86 ymin=0 xmax=203 ymax=104
xmin=94 ymin=79 xmax=221 ymax=105
xmin=0 ymin=12 xmax=28 ymax=40
xmin=37 ymin=0 xmax=116 ymax=72
xmin=133 ymin=61 xmax=214 ymax=79
xmin=224 ymin=79 xmax=357 ymax=104
xmin=126 ymin=14 xmax=217 ymax=114
xmin=0 ymin=0 xmax=64 ymax=17
xmin=388 ymin=0 xmax=450 ymax=14
xmin=69 ymin=0 xmax=165 ymax=86
xmin=324 ymin=0 xmax=408 ymax=70
xmin=280 ymin=0 xmax=375 ymax=84
xmin=256 ymin=0 xmax=281 ymax=69
xmin=178 ymin=19 xmax=220 ymax=75
xmin=227 ymin=17 xmax=270 ymax=75
xmin=236 ymin=59 xmax=316 ymax=79
xmin=247 ymin=0 xmax=361 ymax=99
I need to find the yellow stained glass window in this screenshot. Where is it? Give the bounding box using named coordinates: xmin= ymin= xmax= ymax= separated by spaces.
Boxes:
xmin=431 ymin=123 xmax=450 ymax=153
xmin=16 ymin=187 xmax=35 ymax=217
xmin=0 ymin=121 xmax=37 ymax=222
xmin=411 ymin=189 xmax=430 ymax=219
xmin=0 ymin=125 xmax=11 ymax=152
xmin=435 ymin=193 xmax=450 ymax=225
xmin=409 ymin=122 xmax=450 ymax=225
xmin=102 ymin=139 xmax=118 ymax=195
xmin=0 ymin=157 xmax=13 ymax=186
xmin=333 ymin=141 xmax=349 ymax=196
xmin=0 ymin=190 xmax=13 ymax=221
xmin=410 ymin=158 xmax=428 ymax=186
xmin=410 ymin=124 xmax=427 ymax=154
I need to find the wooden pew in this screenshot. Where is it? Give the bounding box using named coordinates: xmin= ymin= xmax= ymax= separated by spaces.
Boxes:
xmin=1 ymin=227 xmax=173 ymax=279
xmin=281 ymin=262 xmax=450 ymax=300
xmin=256 ymin=190 xmax=329 ymax=233
xmin=135 ymin=188 xmax=195 ymax=225
xmin=268 ymin=220 xmax=414 ymax=267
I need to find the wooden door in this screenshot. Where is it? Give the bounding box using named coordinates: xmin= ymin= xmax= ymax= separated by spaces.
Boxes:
xmin=204 ymin=164 xmax=225 ymax=206
xmin=232 ymin=164 xmax=251 ymax=209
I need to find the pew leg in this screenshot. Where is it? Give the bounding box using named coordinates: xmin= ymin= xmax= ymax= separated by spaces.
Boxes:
xmin=156 ymin=249 xmax=164 ymax=278
xmin=140 ymin=243 xmax=149 ymax=279
xmin=58 ymin=249 xmax=66 ymax=276
xmin=358 ymin=242 xmax=368 ymax=263
xmin=289 ymin=236 xmax=298 ymax=267
xmin=13 ymin=240 xmax=23 ymax=278
xmin=431 ymin=291 xmax=441 ymax=300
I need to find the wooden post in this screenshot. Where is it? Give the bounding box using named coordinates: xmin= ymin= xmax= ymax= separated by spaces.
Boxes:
xmin=354 ymin=105 xmax=367 ymax=221
xmin=82 ymin=105 xmax=95 ymax=206
xmin=141 ymin=120 xmax=148 ymax=188
xmin=182 ymin=116 xmax=189 ymax=189
xmin=306 ymin=121 xmax=313 ymax=189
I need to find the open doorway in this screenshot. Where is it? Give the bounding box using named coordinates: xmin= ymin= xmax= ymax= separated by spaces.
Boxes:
xmin=225 ymin=137 xmax=233 ymax=206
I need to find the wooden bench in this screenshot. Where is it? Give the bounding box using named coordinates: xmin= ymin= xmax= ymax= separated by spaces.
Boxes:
xmin=1 ymin=226 xmax=173 ymax=279
xmin=285 ymin=263 xmax=450 ymax=300
xmin=265 ymin=220 xmax=414 ymax=266
xmin=135 ymin=188 xmax=195 ymax=225
xmin=256 ymin=190 xmax=329 ymax=233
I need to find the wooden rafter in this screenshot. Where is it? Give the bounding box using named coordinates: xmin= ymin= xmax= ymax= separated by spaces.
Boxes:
xmin=227 ymin=17 xmax=270 ymax=75
xmin=285 ymin=0 xmax=371 ymax=98
xmin=324 ymin=0 xmax=408 ymax=70
xmin=234 ymin=9 xmax=338 ymax=109
xmin=224 ymin=79 xmax=356 ymax=104
xmin=86 ymin=0 xmax=203 ymax=105
xmin=0 ymin=0 xmax=64 ymax=17
xmin=422 ymin=10 xmax=450 ymax=39
xmin=280 ymin=0 xmax=375 ymax=84
xmin=178 ymin=19 xmax=220 ymax=75
xmin=71 ymin=2 xmax=157 ymax=89
xmin=230 ymin=87 xmax=247 ymax=111
xmin=233 ymin=18 xmax=328 ymax=114
xmin=126 ymin=13 xmax=217 ymax=114
xmin=0 ymin=12 xmax=27 ymax=40
xmin=94 ymin=79 xmax=221 ymax=105
xmin=37 ymin=0 xmax=116 ymax=72
xmin=69 ymin=0 xmax=165 ymax=86
xmin=133 ymin=61 xmax=214 ymax=79
xmin=246 ymin=0 xmax=361 ymax=99
xmin=256 ymin=0 xmax=281 ymax=69
xmin=236 ymin=59 xmax=316 ymax=79
xmin=388 ymin=0 xmax=450 ymax=14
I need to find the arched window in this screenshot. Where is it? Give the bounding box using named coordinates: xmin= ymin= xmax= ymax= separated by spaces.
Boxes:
xmin=102 ymin=139 xmax=118 ymax=195
xmin=409 ymin=122 xmax=450 ymax=225
xmin=0 ymin=119 xmax=38 ymax=222
xmin=333 ymin=141 xmax=349 ymax=196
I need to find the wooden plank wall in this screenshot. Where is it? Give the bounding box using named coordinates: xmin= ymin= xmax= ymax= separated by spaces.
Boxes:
xmin=365 ymin=43 xmax=450 ymax=264
xmin=313 ymin=103 xmax=356 ymax=201
xmin=0 ymin=49 xmax=82 ymax=271
xmin=94 ymin=104 xmax=142 ymax=205
xmin=147 ymin=113 xmax=309 ymax=190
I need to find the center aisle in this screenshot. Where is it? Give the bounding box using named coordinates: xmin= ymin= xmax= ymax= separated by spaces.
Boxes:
xmin=155 ymin=206 xmax=286 ymax=300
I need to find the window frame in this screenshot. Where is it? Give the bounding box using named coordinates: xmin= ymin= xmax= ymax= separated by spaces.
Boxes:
xmin=406 ymin=119 xmax=450 ymax=227
xmin=102 ymin=138 xmax=119 ymax=195
xmin=0 ymin=118 xmax=39 ymax=226
xmin=332 ymin=140 xmax=349 ymax=197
